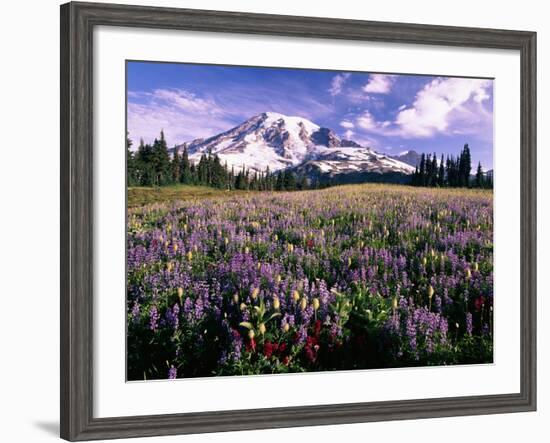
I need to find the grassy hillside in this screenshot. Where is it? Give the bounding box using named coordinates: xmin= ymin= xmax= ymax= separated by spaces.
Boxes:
xmin=128 ymin=185 xmax=251 ymax=207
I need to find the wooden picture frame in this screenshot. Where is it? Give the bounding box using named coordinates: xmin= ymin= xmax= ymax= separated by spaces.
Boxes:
xmin=60 ymin=1 xmax=536 ymax=440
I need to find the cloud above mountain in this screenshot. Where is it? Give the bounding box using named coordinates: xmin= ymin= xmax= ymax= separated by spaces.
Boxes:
xmin=394 ymin=78 xmax=492 ymax=138
xmin=328 ymin=73 xmax=351 ymax=96
xmin=363 ymin=74 xmax=396 ymax=94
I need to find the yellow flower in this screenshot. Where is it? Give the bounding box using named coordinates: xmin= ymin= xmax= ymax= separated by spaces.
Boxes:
xmin=347 ymin=257 xmax=352 ymax=267
xmin=224 ymin=237 xmax=229 ymax=246
xmin=300 ymin=297 xmax=307 ymax=311
xmin=428 ymin=285 xmax=434 ymax=299
xmin=275 ymin=274 xmax=282 ymax=284
xmin=274 ymin=234 xmax=278 ymax=242
xmin=244 ymin=246 xmax=250 ymax=254
xmin=465 ymin=268 xmax=472 ymax=279
xmin=474 ymin=262 xmax=479 ymax=272
xmin=251 ymin=287 xmax=260 ymax=300
xmin=287 ymin=243 xmax=294 ymax=253
xmin=259 ymin=323 xmax=266 ymax=335
xmin=239 ymin=303 xmax=247 ymax=311
xmin=312 ymin=298 xmax=320 ymax=311
xmin=392 ymin=296 xmax=398 ymax=310
xmin=292 ymin=290 xmax=300 ymax=303
xmin=167 ymin=262 xmax=174 ymax=272
xmin=173 ymin=243 xmax=178 ymax=253
xmin=248 ymin=329 xmax=255 ymax=340
xmin=422 ymin=256 xmax=427 ymax=266
xmin=273 ymin=297 xmax=280 ymax=310
xmin=177 ymin=287 xmax=183 ymax=300
xmin=257 ymin=262 xmax=261 ymax=270
xmin=232 ymin=293 xmax=239 ymax=304
xmin=186 ymin=251 xmax=193 ymax=261
xmin=283 ymin=323 xmax=290 ymax=333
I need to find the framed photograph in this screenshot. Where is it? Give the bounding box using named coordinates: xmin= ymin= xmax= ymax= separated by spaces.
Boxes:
xmin=60 ymin=1 xmax=536 ymax=440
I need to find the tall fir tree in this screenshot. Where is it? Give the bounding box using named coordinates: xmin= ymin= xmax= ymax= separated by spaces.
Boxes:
xmin=172 ymin=147 xmax=181 ymax=184
xmin=438 ymin=154 xmax=445 ymax=187
xmin=475 ymin=161 xmax=484 ymax=188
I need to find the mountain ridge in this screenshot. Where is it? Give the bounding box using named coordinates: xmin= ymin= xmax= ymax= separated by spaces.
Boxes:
xmin=172 ymin=112 xmax=415 ymax=179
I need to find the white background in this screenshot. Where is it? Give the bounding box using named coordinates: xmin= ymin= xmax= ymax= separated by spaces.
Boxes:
xmin=94 ymin=26 xmax=521 ymax=418
xmin=0 ymin=0 xmax=547 ymax=442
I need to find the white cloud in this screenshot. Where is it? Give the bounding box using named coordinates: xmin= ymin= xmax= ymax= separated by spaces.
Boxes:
xmin=355 ymin=78 xmax=492 ymax=140
xmin=150 ymin=88 xmax=219 ymax=114
xmin=356 ymin=110 xmax=392 ymax=133
xmin=329 ymin=73 xmax=351 ymax=96
xmin=394 ymin=77 xmax=492 ymax=138
xmin=356 ymin=110 xmax=377 ymax=130
xmin=363 ymin=74 xmax=395 ymax=94
xmin=339 ymin=120 xmax=355 ymax=129
xmin=343 ymin=129 xmax=354 ymax=139
xmin=127 ymin=88 xmax=237 ymax=146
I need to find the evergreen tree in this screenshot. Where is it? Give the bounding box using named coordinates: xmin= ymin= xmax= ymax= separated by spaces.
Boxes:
xmin=283 ymin=169 xmax=296 ymax=190
xmin=430 ymin=153 xmax=438 ymax=186
xmin=151 ymin=130 xmax=172 ymax=185
xmin=475 ymin=161 xmax=484 ymax=188
xmin=172 ymin=147 xmax=181 ymax=184
xmin=438 ymin=154 xmax=445 ymax=187
xmin=136 ymin=138 xmax=154 ymax=186
xmin=126 ymin=134 xmax=138 ymax=186
xmin=419 ymin=153 xmax=426 ymax=186
xmin=180 ymin=146 xmax=192 ymax=184
xmin=275 ymin=171 xmax=284 ymax=191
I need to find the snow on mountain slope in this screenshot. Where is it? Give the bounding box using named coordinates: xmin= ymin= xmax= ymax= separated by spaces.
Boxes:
xmin=298 ymin=147 xmax=416 ymax=176
xmin=180 ymin=112 xmax=321 ymax=172
xmin=174 ymin=112 xmax=415 ymax=177
xmin=389 ymin=150 xmax=422 ymax=168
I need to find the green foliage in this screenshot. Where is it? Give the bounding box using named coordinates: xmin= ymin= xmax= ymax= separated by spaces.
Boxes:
xmin=411 ymin=144 xmax=492 ymax=189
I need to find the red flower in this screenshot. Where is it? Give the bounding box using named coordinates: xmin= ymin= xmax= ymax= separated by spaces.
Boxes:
xmin=474 ymin=296 xmax=486 ymax=311
xmin=313 ymin=320 xmax=322 ymax=337
xmin=278 ymin=342 xmax=287 ymax=354
xmin=305 ymin=346 xmax=316 ymax=363
xmin=306 ymin=336 xmax=318 ymax=347
xmin=263 ymin=341 xmax=274 ymax=358
xmin=306 ymin=238 xmax=314 ymax=249
xmin=246 ymin=338 xmax=256 ymax=352
xmin=282 ymin=356 xmax=290 ymax=366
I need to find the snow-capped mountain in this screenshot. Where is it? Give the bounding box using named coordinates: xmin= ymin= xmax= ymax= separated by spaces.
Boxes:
xmin=389 ymin=150 xmax=422 ymax=168
xmin=174 ymin=112 xmax=414 ymax=178
xmin=297 ymin=148 xmax=415 ymax=177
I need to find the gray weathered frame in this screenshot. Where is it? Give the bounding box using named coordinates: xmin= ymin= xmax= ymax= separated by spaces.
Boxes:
xmin=60 ymin=1 xmax=537 ymax=441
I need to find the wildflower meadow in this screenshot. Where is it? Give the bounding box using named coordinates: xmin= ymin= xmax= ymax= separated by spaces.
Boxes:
xmin=126 ymin=184 xmax=493 ymax=380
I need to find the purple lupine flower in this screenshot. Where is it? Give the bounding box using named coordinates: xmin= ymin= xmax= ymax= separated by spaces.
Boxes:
xmin=165 ymin=303 xmax=179 ymax=330
xmin=149 ymin=306 xmax=159 ymax=331
xmin=131 ymin=301 xmax=140 ymax=324
xmin=466 ymin=312 xmax=473 ymax=336
xmin=168 ymin=365 xmax=177 ymax=379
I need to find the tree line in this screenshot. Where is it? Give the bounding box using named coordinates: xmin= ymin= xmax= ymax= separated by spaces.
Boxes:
xmin=410 ymin=144 xmax=493 ymax=188
xmin=127 ymin=133 xmax=492 ymax=191
xmin=126 ymin=132 xmax=314 ymax=191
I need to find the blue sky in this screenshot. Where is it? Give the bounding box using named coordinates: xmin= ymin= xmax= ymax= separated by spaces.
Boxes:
xmin=127 ymin=61 xmax=494 ymax=169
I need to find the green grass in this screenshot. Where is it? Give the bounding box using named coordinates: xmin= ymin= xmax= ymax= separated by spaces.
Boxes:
xmin=128 ymin=183 xmax=493 ymax=208
xmin=127 ymin=185 xmax=250 ymax=207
